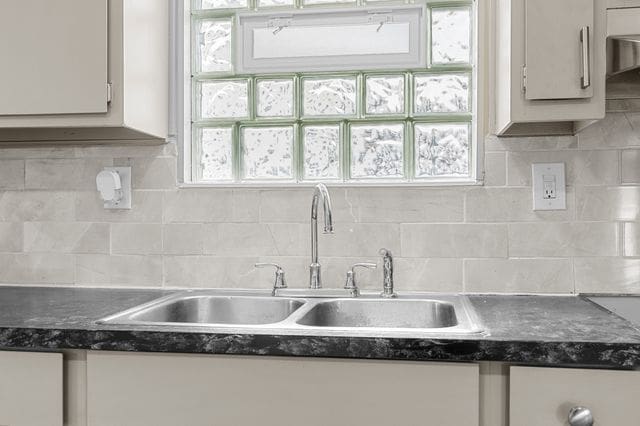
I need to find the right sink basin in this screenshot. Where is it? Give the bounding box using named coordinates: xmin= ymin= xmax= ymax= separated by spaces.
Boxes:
xmin=296 ymin=299 xmax=459 ymax=329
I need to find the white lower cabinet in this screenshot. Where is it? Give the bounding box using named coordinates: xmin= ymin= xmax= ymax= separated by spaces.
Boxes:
xmin=87 ymin=352 xmax=479 ymax=426
xmin=510 ymin=366 xmax=640 ymax=425
xmin=0 ymin=351 xmax=63 ymax=426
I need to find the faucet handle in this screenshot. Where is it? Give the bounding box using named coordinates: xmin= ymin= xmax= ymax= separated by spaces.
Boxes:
xmin=344 ymin=263 xmax=377 ymax=296
xmin=255 ymin=263 xmax=287 ymax=295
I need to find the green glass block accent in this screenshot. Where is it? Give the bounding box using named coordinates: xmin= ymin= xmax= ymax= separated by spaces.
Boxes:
xmin=197 ymin=0 xmax=248 ymax=9
xmin=365 ymin=75 xmax=405 ymax=115
xmin=256 ymin=78 xmax=295 ymax=118
xmin=257 ymin=0 xmax=295 ymax=7
xmin=431 ymin=7 xmax=472 ymax=65
xmin=302 ymin=77 xmax=357 ymax=118
xmin=199 ymin=80 xmax=249 ymax=120
xmin=414 ymin=74 xmax=470 ymax=114
xmin=414 ymin=123 xmax=470 ymax=177
xmin=302 ymin=125 xmax=341 ymax=180
xmin=241 ymin=126 xmax=295 ymax=180
xmin=350 ymin=123 xmax=404 ymax=179
xmin=199 ymin=127 xmax=234 ymax=181
xmin=196 ymin=19 xmax=233 ymax=74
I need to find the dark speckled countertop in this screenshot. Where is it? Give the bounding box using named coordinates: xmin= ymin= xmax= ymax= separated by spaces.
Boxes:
xmin=1 ymin=286 xmax=639 ymax=369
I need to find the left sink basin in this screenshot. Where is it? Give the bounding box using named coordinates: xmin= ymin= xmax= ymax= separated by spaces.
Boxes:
xmin=98 ymin=294 xmax=305 ymax=326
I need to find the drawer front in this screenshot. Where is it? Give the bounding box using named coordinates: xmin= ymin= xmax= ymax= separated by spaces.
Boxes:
xmin=510 ymin=366 xmax=640 ymax=425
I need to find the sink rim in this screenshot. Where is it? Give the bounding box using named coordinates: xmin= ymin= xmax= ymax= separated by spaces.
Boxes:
xmin=96 ymin=289 xmax=486 ymax=338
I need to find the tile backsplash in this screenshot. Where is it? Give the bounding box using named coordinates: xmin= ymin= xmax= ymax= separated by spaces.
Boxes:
xmin=0 ymin=112 xmax=638 ymax=294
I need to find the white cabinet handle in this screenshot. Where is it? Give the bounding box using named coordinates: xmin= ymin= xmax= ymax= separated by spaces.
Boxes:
xmin=568 ymin=406 xmax=594 ymax=426
xmin=580 ymin=26 xmax=591 ymax=89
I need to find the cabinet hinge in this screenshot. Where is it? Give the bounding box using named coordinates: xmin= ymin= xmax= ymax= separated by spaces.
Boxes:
xmin=107 ymin=82 xmax=113 ymax=104
xmin=522 ymin=66 xmax=527 ymax=93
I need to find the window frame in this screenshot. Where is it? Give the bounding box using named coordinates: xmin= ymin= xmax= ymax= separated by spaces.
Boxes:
xmin=173 ymin=0 xmax=485 ymax=188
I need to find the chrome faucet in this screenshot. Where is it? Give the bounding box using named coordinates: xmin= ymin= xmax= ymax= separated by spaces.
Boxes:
xmin=379 ymin=248 xmax=396 ymax=298
xmin=309 ymin=183 xmax=333 ymax=289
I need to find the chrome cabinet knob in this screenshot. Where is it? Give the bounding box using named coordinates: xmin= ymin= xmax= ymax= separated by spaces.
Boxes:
xmin=568 ymin=406 xmax=593 ymax=426
xmin=255 ymin=263 xmax=287 ymax=296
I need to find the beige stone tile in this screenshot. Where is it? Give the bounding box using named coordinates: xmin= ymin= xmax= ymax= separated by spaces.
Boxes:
xmin=75 ymin=190 xmax=163 ymax=223
xmin=203 ymin=223 xmax=307 ymax=257
xmin=466 ymin=187 xmax=574 ymax=222
xmin=578 ymin=113 xmax=640 ymax=149
xmin=109 ymin=255 xmax=163 ymax=286
xmin=574 ymin=258 xmax=640 ymax=293
xmin=25 ymin=158 xmax=112 ymax=190
xmin=0 ymin=191 xmax=75 ymax=222
xmin=507 ymin=150 xmax=619 ymax=186
xmin=163 ymin=224 xmax=204 ymax=255
xmin=0 ymin=160 xmax=24 ymax=190
xmin=394 ymin=258 xmax=463 ymax=292
xmin=75 ymin=254 xmax=111 ymax=285
xmin=401 ymin=224 xmax=507 ymax=258
xmin=0 ymin=146 xmax=75 ymax=159
xmin=621 ymin=150 xmax=640 ymax=184
xmin=114 ymin=157 xmax=177 ymax=190
xmin=0 ymin=253 xmax=74 ymax=284
xmin=575 ymin=186 xmax=640 ymax=221
xmin=483 ymin=152 xmax=506 ymax=186
xmin=318 ymin=223 xmax=401 ymax=257
xmin=0 ymin=222 xmax=22 ymax=252
xmin=624 ymin=222 xmax=640 ymax=257
xmin=464 ymin=259 xmax=573 ymax=293
xmin=259 ymin=188 xmax=351 ymax=223
xmin=73 ymin=144 xmax=173 ymax=159
xmin=111 ymin=224 xmax=162 ymax=255
xmin=508 ymin=222 xmax=618 ymax=257
xmin=24 ymin=222 xmax=109 ymax=254
xmin=163 ymin=189 xmax=259 ymax=223
xmin=484 ymin=134 xmax=577 ymax=152
xmin=163 ymin=256 xmax=260 ymax=288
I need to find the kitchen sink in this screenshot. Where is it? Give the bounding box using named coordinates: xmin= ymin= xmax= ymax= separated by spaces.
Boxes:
xmin=97 ymin=290 xmax=484 ymax=337
xmin=296 ymin=299 xmax=458 ymax=329
xmin=98 ymin=294 xmax=305 ymax=326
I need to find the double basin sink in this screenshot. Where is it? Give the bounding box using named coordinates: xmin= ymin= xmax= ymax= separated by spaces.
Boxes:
xmin=98 ymin=290 xmax=483 ymax=337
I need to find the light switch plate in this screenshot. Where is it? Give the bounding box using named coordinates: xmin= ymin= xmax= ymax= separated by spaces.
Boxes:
xmin=532 ymin=163 xmax=566 ymax=210
xmin=103 ymin=166 xmax=132 ymax=210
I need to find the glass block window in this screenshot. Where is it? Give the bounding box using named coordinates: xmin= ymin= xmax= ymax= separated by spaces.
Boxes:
xmin=188 ymin=1 xmax=475 ymax=184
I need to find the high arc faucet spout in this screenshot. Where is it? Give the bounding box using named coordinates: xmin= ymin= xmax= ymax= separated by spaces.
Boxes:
xmin=310 ymin=183 xmax=334 ymax=289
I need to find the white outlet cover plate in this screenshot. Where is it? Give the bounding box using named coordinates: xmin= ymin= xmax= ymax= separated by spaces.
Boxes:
xmin=103 ymin=166 xmax=132 ymax=210
xmin=532 ymin=163 xmax=566 ymax=211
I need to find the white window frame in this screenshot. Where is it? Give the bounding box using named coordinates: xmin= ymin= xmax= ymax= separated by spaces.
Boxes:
xmin=173 ymin=0 xmax=486 ymax=188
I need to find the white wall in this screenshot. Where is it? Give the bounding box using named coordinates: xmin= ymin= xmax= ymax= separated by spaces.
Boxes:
xmin=0 ymin=112 xmax=638 ymax=293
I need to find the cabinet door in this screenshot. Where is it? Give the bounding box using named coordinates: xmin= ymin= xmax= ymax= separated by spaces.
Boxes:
xmin=524 ymin=0 xmax=594 ymax=100
xmin=0 ymin=0 xmax=108 ymax=116
xmin=510 ymin=366 xmax=640 ymax=425
xmin=0 ymin=351 xmax=63 ymax=426
xmin=88 ymin=352 xmax=479 ymax=426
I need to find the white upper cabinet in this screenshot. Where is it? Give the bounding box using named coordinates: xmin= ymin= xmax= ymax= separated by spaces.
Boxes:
xmin=494 ymin=0 xmax=607 ymax=136
xmin=524 ymin=0 xmax=594 ymax=100
xmin=0 ymin=0 xmax=168 ymax=143
xmin=0 ymin=0 xmax=108 ymax=116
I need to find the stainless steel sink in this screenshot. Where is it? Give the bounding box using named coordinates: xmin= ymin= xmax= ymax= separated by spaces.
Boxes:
xmin=98 ymin=294 xmax=305 ymax=326
xmin=296 ymin=299 xmax=458 ymax=329
xmin=97 ymin=290 xmax=484 ymax=337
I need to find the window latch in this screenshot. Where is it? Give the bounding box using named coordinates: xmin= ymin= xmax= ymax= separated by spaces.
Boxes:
xmin=268 ymin=16 xmax=293 ymax=35
xmin=367 ymin=11 xmax=393 ymax=32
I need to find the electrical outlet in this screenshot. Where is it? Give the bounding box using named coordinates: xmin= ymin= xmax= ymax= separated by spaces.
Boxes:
xmin=532 ymin=163 xmax=565 ymax=210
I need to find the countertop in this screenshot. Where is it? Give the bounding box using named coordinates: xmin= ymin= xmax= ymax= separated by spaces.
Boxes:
xmin=1 ymin=286 xmax=639 ymax=368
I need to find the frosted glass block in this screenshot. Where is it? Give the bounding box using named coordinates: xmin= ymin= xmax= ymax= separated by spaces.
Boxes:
xmin=414 ymin=74 xmax=470 ymax=114
xmin=256 ymin=79 xmax=295 ymax=118
xmin=350 ymin=124 xmax=404 ymax=179
xmin=200 ymin=127 xmax=233 ymax=181
xmin=199 ymin=80 xmax=249 ymax=120
xmin=303 ymin=125 xmax=340 ymax=180
xmin=257 ymin=0 xmax=294 ymax=7
xmin=303 ymin=0 xmax=354 ymax=5
xmin=197 ymin=19 xmax=232 ymax=74
xmin=198 ymin=0 xmax=248 ymax=9
xmin=303 ymin=77 xmax=357 ymax=117
xmin=366 ymin=75 xmax=405 ymax=115
xmin=415 ymin=123 xmax=469 ymax=177
xmin=242 ymin=126 xmax=294 ymax=180
xmin=431 ymin=8 xmax=471 ymax=64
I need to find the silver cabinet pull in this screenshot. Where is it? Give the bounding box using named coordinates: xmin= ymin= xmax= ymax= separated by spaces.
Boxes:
xmin=580 ymin=26 xmax=591 ymax=89
xmin=568 ymin=406 xmax=593 ymax=426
